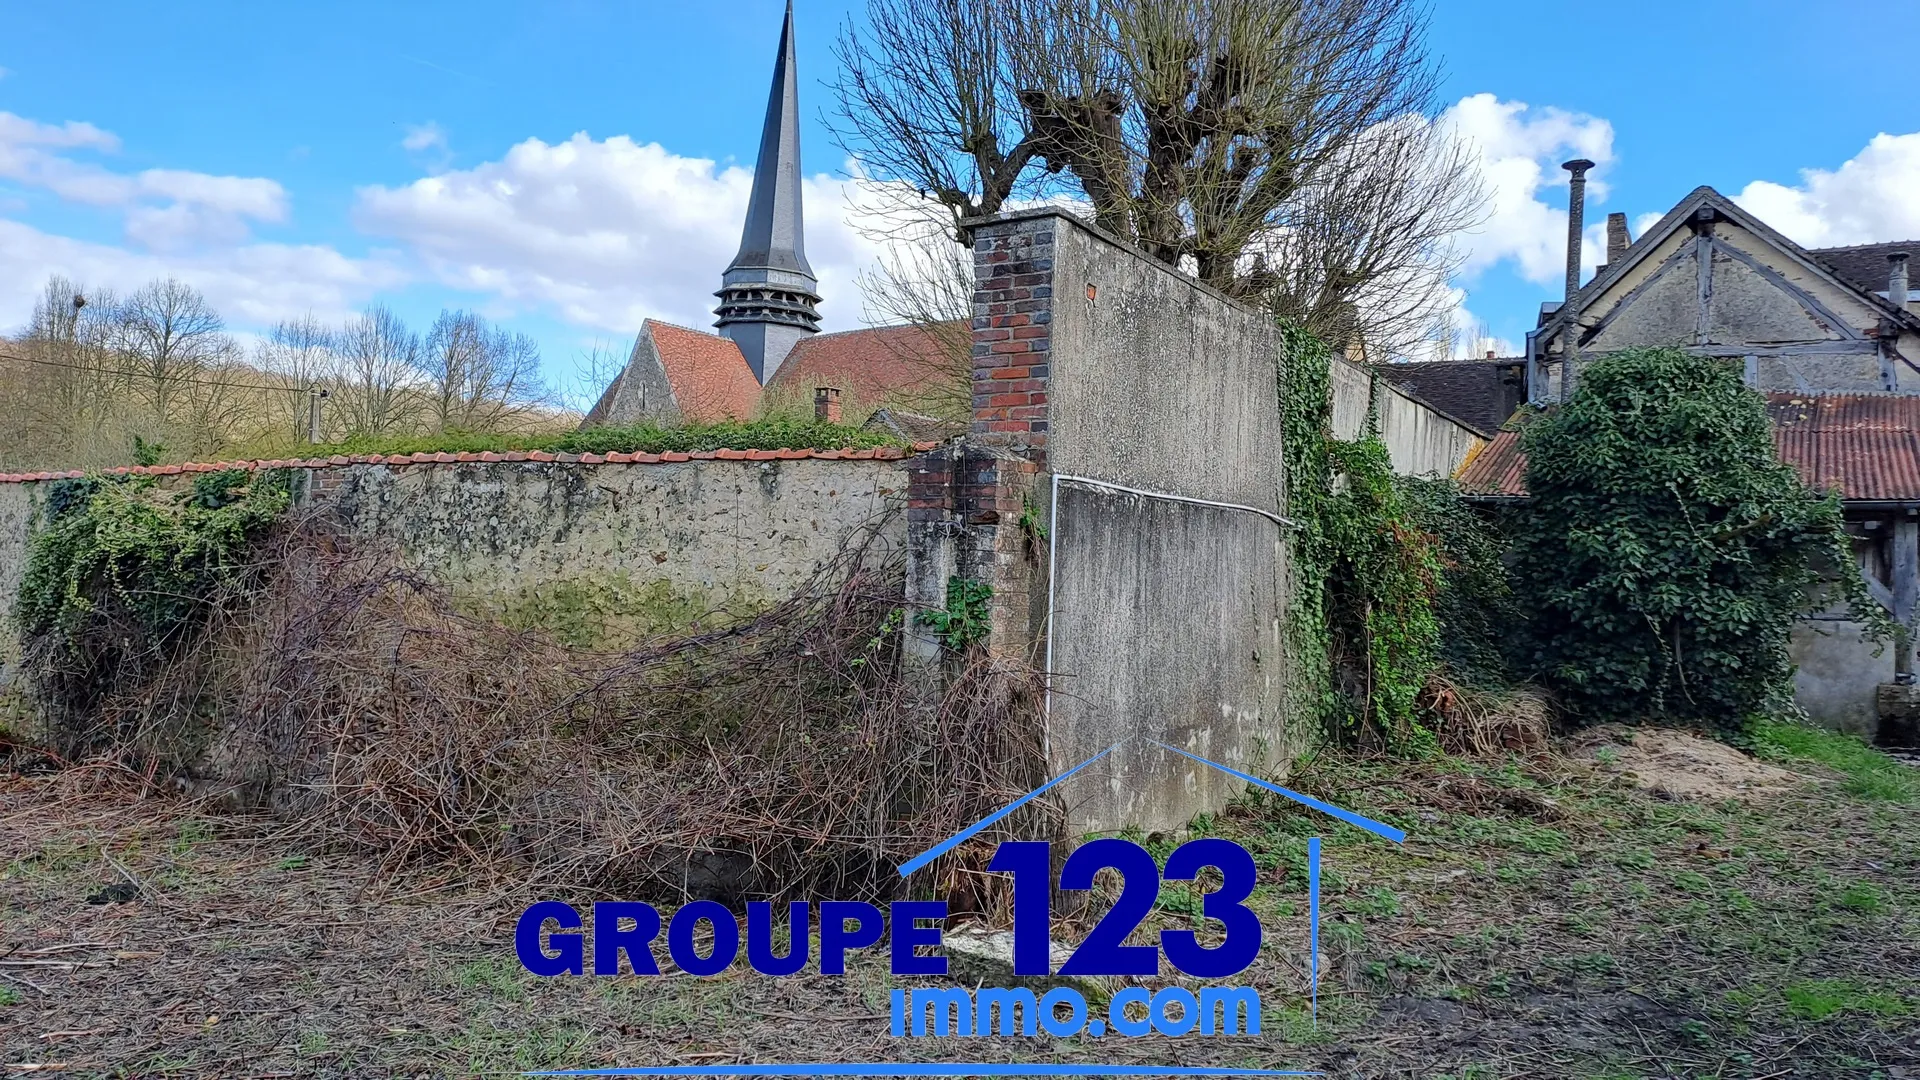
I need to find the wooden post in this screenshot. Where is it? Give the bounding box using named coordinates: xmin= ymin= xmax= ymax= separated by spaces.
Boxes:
xmin=1894 ymin=515 xmax=1918 ymax=675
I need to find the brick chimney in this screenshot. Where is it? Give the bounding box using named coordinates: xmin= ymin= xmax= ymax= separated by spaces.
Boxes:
xmin=1890 ymin=252 xmax=1910 ymax=310
xmin=1562 ymin=159 xmax=1596 ymax=301
xmin=1606 ymin=212 xmax=1631 ymax=267
xmin=814 ymin=386 xmax=842 ymax=424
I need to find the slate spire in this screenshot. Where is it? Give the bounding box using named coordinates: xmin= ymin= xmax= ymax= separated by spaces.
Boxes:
xmin=715 ymin=1 xmax=821 ymax=384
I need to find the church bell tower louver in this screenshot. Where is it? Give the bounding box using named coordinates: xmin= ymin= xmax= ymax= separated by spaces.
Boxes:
xmin=714 ymin=1 xmax=821 ymax=384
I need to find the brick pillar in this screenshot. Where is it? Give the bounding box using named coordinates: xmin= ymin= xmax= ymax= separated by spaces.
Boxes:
xmin=970 ymin=215 xmax=1056 ymax=462
xmin=902 ymin=442 xmax=1043 ymax=666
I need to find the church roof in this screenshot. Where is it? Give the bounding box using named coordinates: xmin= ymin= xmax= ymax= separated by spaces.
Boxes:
xmin=645 ymin=320 xmax=762 ymax=422
xmin=1458 ymin=392 xmax=1920 ymax=502
xmin=766 ymin=322 xmax=968 ymax=406
xmin=726 ymin=1 xmax=812 ymax=279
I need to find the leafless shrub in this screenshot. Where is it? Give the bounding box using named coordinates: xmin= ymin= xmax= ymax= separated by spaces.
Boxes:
xmin=54 ymin=515 xmax=1053 ymax=904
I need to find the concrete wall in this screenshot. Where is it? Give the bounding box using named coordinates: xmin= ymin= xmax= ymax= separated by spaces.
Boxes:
xmin=0 ymin=482 xmax=36 ymax=695
xmin=970 ymin=210 xmax=1293 ymax=833
xmin=1330 ymin=356 xmax=1486 ymax=478
xmin=1790 ymin=615 xmax=1893 ymax=738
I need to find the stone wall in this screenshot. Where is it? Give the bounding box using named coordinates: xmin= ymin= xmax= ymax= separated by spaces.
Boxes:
xmin=0 ymin=452 xmax=916 ymax=695
xmin=1790 ymin=615 xmax=1893 ymax=738
xmin=315 ymin=455 xmax=908 ymax=615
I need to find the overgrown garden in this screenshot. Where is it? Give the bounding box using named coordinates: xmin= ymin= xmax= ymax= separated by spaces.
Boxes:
xmin=1279 ymin=338 xmax=1885 ymax=751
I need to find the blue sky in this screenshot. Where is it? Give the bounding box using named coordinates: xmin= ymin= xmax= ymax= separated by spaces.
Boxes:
xmin=4 ymin=0 xmax=1919 ymax=396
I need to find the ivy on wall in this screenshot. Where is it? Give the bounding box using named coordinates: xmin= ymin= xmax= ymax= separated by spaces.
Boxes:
xmin=1510 ymin=346 xmax=1886 ymax=730
xmin=1278 ymin=324 xmax=1451 ymax=753
xmin=13 ymin=468 xmax=291 ymax=753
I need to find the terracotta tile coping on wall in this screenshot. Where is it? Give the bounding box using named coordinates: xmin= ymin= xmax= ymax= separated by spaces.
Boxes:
xmin=0 ymin=442 xmax=941 ymax=484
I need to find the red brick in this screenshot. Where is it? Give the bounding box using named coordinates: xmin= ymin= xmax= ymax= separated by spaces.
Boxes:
xmin=1012 ymin=326 xmax=1049 ymax=340
xmin=988 ymin=341 xmax=1031 ymax=355
xmin=989 ymin=392 xmax=1030 ymax=407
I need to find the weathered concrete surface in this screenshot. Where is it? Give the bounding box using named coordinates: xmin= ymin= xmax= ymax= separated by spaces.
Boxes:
xmin=1330 ymin=357 xmax=1486 ymax=479
xmin=1791 ymin=617 xmax=1894 ymax=739
xmin=1047 ymin=486 xmax=1286 ymax=830
xmin=0 ymin=482 xmax=37 ymax=696
xmin=1033 ymin=213 xmax=1292 ymax=833
xmin=316 ymin=458 xmax=906 ymax=615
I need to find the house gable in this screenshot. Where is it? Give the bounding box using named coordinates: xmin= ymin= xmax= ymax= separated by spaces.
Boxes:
xmin=1535 ymin=187 xmax=1920 ymax=398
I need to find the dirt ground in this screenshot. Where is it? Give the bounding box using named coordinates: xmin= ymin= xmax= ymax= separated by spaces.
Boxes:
xmin=3 ymin=723 xmax=1916 ymax=1080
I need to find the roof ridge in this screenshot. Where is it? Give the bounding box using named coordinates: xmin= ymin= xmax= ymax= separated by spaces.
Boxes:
xmin=802 ymin=320 xmax=964 ymax=342
xmin=644 ymin=318 xmax=728 ymax=339
xmin=1807 ymin=240 xmax=1920 ymax=253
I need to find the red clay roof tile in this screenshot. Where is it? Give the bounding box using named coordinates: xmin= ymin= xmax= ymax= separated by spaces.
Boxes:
xmin=1459 ymin=393 xmax=1920 ymax=501
xmin=646 ymin=320 xmax=762 ymax=422
xmin=765 ymin=322 xmax=966 ymax=410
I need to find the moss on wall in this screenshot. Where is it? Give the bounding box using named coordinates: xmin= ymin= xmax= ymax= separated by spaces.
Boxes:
xmin=461 ymin=574 xmax=743 ymax=649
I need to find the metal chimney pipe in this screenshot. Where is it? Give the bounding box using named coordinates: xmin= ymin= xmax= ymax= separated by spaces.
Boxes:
xmin=1562 ymin=159 xmax=1596 ymax=301
xmin=1890 ymin=252 xmax=1910 ymax=309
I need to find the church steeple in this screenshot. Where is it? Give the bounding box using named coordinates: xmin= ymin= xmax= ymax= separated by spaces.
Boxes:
xmin=715 ymin=1 xmax=821 ymax=384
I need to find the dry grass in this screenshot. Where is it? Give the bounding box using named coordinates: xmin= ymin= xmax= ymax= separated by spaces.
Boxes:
xmin=12 ymin=513 xmax=1055 ymax=906
xmin=1422 ymin=672 xmax=1553 ymax=758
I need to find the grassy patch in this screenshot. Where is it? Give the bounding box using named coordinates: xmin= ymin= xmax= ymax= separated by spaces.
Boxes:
xmin=1781 ymin=978 xmax=1912 ymax=1021
xmin=1752 ymin=720 xmax=1919 ymax=801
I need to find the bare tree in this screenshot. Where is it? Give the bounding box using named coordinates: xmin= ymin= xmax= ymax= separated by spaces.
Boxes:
xmin=566 ymin=338 xmax=629 ymax=416
xmin=854 ymin=221 xmax=977 ymax=418
xmin=115 ymin=277 xmax=235 ymax=422
xmin=834 ymin=0 xmax=1484 ymax=355
xmin=335 ymin=304 xmax=421 ymax=438
xmin=5 ymin=278 xmax=126 ymax=460
xmin=421 ymin=310 xmax=546 ymax=432
xmin=256 ymin=314 xmax=337 ymax=439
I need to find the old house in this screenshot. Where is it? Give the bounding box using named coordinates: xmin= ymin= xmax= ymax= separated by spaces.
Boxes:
xmin=1455 ymin=167 xmax=1920 ymax=738
xmin=583 ymin=5 xmax=962 ymax=434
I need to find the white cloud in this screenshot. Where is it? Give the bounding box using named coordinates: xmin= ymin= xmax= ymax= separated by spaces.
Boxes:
xmin=401 ymin=122 xmax=448 ymax=154
xmin=0 ymin=110 xmax=288 ymax=249
xmin=353 ymin=133 xmax=893 ymax=333
xmin=0 ymin=109 xmax=402 ymax=333
xmin=0 ymin=218 xmax=408 ymax=332
xmin=1732 ymin=132 xmax=1920 ymax=248
xmin=1440 ymin=93 xmax=1616 ymax=287
xmin=0 ymin=112 xmax=117 ymax=151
